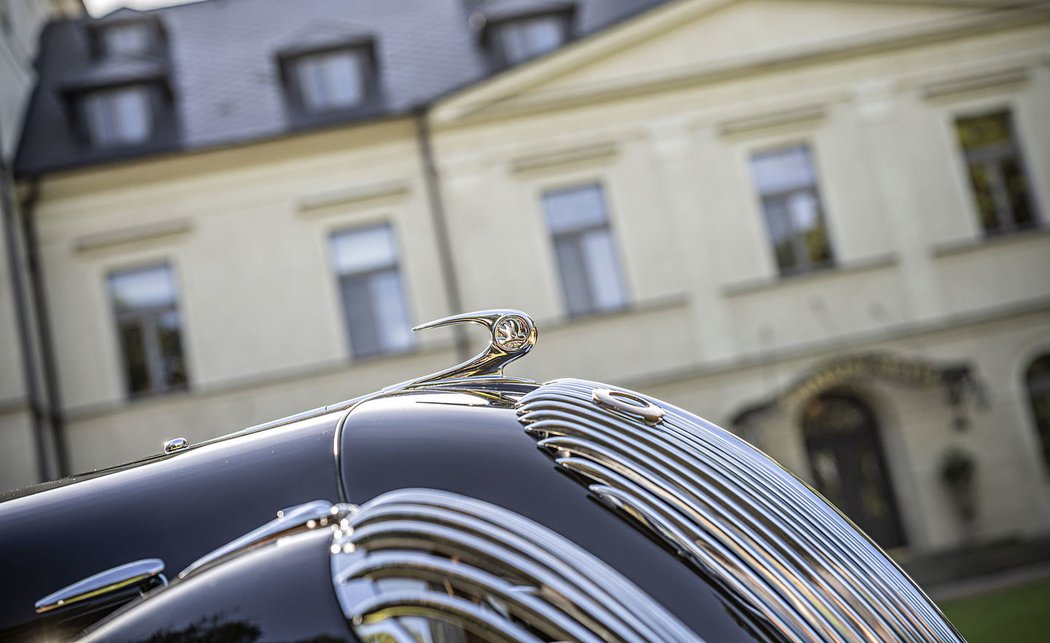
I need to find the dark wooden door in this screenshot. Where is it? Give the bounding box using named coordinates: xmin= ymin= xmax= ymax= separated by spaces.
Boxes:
xmin=801 ymin=393 xmax=906 ymax=549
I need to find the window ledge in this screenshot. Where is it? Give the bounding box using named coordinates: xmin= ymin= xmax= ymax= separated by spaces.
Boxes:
xmin=722 ymin=253 xmax=897 ymax=298
xmin=297 ymin=180 xmax=410 ymax=215
xmin=932 ymin=226 xmax=1050 ymax=258
xmin=74 ymin=218 xmax=192 ymax=253
xmin=538 ymin=294 xmax=687 ymax=331
xmin=510 ymin=140 xmax=618 ymax=175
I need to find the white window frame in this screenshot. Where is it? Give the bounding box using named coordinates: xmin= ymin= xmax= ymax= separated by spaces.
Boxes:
xmin=952 ymin=106 xmax=1040 ymax=236
xmin=82 ymin=85 xmax=153 ymax=148
xmin=292 ymin=48 xmax=369 ymax=113
xmin=329 ymin=223 xmax=414 ymax=360
xmin=541 ymin=182 xmax=629 ymax=318
xmin=748 ymin=142 xmax=835 ymax=277
xmin=107 ymin=262 xmax=188 ymax=399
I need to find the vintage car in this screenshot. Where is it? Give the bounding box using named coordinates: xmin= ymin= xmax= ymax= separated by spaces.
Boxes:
xmin=0 ymin=310 xmax=962 ymax=642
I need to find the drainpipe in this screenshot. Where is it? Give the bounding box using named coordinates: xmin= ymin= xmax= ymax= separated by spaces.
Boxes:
xmin=0 ymin=155 xmax=53 ymax=481
xmin=414 ymin=108 xmax=470 ymax=360
xmin=20 ymin=177 xmax=70 ymax=477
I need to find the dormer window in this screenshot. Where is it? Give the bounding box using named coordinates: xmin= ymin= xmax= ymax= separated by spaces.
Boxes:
xmin=492 ymin=15 xmax=568 ymax=65
xmin=101 ymin=22 xmax=151 ymax=55
xmin=287 ymin=48 xmax=371 ymax=114
xmin=81 ymin=85 xmax=153 ymax=147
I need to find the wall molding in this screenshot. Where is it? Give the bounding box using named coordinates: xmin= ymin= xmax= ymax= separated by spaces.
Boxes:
xmin=510 ymin=140 xmax=619 ymax=174
xmin=921 ymin=66 xmax=1030 ymax=100
xmin=74 ymin=218 xmax=192 ymax=253
xmin=297 ymin=180 xmax=410 ymax=215
xmin=718 ymin=104 xmax=827 ymax=137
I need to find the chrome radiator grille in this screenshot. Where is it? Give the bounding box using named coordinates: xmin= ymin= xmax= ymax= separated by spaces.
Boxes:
xmin=331 ymin=488 xmax=702 ymax=643
xmin=517 ymin=379 xmax=961 ymax=643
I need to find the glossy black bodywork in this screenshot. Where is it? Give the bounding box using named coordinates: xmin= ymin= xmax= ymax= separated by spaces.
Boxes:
xmin=0 ymin=411 xmax=344 ymax=640
xmin=3 ymin=381 xmax=781 ymax=641
xmin=80 ymin=528 xmax=355 ymax=642
xmin=340 ymin=388 xmax=759 ymax=641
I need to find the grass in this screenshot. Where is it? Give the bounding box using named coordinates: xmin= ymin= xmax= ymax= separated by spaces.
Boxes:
xmin=938 ymin=577 xmax=1050 ymax=642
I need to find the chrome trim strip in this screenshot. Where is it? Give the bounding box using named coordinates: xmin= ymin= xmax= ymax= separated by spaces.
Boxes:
xmin=517 ymin=379 xmax=962 ymax=643
xmin=331 ymin=488 xmax=702 ymax=643
xmin=36 ymin=559 xmax=166 ymax=614
xmin=180 ymin=500 xmax=351 ymax=579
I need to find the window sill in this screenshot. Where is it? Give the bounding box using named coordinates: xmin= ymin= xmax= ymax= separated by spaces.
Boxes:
xmin=931 ymin=225 xmax=1050 ymax=258
xmin=722 ymin=253 xmax=897 ymax=298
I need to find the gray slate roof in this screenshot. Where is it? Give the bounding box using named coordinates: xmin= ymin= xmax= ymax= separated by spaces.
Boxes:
xmin=15 ymin=0 xmax=668 ymax=176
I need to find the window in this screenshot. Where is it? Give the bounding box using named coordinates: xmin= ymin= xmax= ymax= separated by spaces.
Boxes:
xmin=108 ymin=264 xmax=187 ymax=398
xmin=82 ymin=85 xmax=152 ymax=147
xmin=750 ymin=145 xmax=834 ymax=275
xmin=1026 ymin=354 xmax=1050 ymax=473
xmin=955 ymin=110 xmax=1037 ymax=235
xmin=101 ymin=23 xmax=151 ymax=55
xmin=330 ymin=224 xmax=413 ymax=359
xmin=291 ymin=49 xmax=368 ymax=113
xmin=493 ymin=15 xmax=567 ymax=65
xmin=543 ymin=184 xmax=628 ymax=317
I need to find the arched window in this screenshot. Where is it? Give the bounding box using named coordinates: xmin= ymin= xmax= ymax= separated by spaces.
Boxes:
xmin=1026 ymin=354 xmax=1050 ymax=472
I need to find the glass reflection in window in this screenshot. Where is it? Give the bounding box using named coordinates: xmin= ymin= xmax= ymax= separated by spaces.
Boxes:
xmin=751 ymin=145 xmax=834 ymax=275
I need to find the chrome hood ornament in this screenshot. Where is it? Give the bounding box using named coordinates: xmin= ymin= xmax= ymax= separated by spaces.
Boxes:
xmin=391 ymin=309 xmax=538 ymax=390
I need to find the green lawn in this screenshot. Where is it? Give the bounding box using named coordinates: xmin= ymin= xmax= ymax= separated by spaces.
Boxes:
xmin=939 ymin=577 xmax=1050 ymax=642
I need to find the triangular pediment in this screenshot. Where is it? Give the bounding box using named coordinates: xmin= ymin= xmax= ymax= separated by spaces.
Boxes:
xmin=434 ymin=0 xmax=1009 ymax=123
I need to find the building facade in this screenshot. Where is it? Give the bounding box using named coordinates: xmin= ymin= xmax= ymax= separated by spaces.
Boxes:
xmin=5 ymin=0 xmax=1050 ymax=557
xmin=1 ymin=0 xmax=84 ymax=493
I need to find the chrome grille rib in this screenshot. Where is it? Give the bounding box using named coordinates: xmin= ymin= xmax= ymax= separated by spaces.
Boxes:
xmin=331 ymin=488 xmax=702 ymax=643
xmin=517 ymin=379 xmax=962 ymax=643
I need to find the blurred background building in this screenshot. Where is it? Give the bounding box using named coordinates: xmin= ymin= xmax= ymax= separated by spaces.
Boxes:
xmin=2 ymin=0 xmax=1049 ymax=564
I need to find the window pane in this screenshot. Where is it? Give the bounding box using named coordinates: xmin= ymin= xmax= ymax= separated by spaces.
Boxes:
xmin=112 ymin=88 xmax=152 ymax=143
xmin=955 ymin=110 xmax=1037 ymax=234
xmin=109 ymin=264 xmax=186 ymax=397
xmin=1002 ymin=157 xmax=1036 ymax=229
xmin=109 ymin=264 xmax=176 ymax=311
xmin=84 ymin=86 xmax=151 ymax=147
xmin=499 ymin=16 xmax=565 ymax=64
xmin=581 ymin=229 xmax=627 ymax=311
xmin=341 ymin=275 xmax=382 ymax=358
xmin=298 ymin=50 xmax=364 ymax=112
xmin=544 ymin=184 xmax=627 ymax=316
xmin=331 ymin=226 xmax=412 ymax=358
xmin=118 ymin=319 xmax=151 ymax=394
xmin=762 ymin=197 xmax=798 ymax=272
xmin=370 ymin=270 xmax=414 ymax=353
xmin=331 ymin=225 xmax=398 ymax=275
xmin=752 ymin=146 xmax=816 ymax=195
xmin=103 ymin=23 xmax=150 ymax=55
xmin=544 ymin=185 xmax=607 ymax=234
xmin=751 ymin=145 xmax=833 ymax=274
xmin=554 ymin=237 xmax=593 ymax=316
xmin=158 ymin=309 xmax=188 ymax=390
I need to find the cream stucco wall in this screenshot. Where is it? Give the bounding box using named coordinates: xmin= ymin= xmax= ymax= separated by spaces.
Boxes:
xmin=6 ymin=0 xmax=1050 ymax=553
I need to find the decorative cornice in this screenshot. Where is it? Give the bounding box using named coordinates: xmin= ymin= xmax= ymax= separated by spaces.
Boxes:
xmin=921 ymin=66 xmax=1030 ymax=99
xmin=74 ymin=218 xmax=192 ymax=253
xmin=718 ymin=104 xmax=827 ymax=137
xmin=297 ymin=180 xmax=410 ymax=215
xmin=434 ymin=3 xmax=1050 ymax=127
xmin=510 ymin=140 xmax=618 ymax=174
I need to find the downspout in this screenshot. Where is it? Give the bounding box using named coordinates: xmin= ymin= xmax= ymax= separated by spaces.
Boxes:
xmin=20 ymin=177 xmax=69 ymax=477
xmin=0 ymin=156 xmax=53 ymax=481
xmin=414 ymin=108 xmax=470 ymax=361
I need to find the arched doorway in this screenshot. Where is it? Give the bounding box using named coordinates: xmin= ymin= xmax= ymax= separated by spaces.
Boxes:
xmin=801 ymin=392 xmax=906 ymax=549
